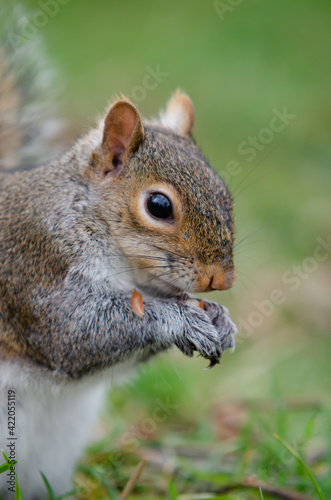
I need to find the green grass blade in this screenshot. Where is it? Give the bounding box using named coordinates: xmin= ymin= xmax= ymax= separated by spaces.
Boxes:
xmin=0 ymin=449 xmax=17 ymax=474
xmin=273 ymin=433 xmax=326 ymax=500
xmin=40 ymin=471 xmax=55 ymax=500
xmin=168 ymin=479 xmax=179 ymax=500
xmin=40 ymin=472 xmax=84 ymax=500
xmin=259 ymin=485 xmax=264 ymax=500
xmin=1 ymin=450 xmax=9 ymax=462
xmin=14 ymin=478 xmax=23 ymax=500
xmin=1 ymin=450 xmax=22 ymax=498
xmin=55 ymin=486 xmax=84 ymax=499
xmin=0 ymin=463 xmax=11 ymax=474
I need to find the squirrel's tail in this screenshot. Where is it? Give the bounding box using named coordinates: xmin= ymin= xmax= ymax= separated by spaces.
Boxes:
xmin=0 ymin=5 xmax=63 ymax=173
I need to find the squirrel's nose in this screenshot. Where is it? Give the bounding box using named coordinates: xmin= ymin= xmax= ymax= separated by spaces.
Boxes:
xmin=210 ymin=269 xmax=236 ymax=291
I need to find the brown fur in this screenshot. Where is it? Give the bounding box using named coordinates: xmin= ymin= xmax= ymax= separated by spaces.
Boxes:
xmin=90 ymin=101 xmax=235 ymax=295
xmin=0 ymin=12 xmax=237 ymax=498
xmin=0 ymin=94 xmax=236 ymax=374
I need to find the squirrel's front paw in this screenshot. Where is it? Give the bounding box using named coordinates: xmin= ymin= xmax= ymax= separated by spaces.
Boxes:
xmin=202 ymin=300 xmax=237 ymax=353
xmin=175 ymin=304 xmax=224 ymax=363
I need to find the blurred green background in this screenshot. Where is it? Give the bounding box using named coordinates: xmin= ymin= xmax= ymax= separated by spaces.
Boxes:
xmin=20 ymin=0 xmax=331 ymax=498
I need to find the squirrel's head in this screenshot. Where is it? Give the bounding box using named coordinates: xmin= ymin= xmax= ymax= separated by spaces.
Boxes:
xmin=87 ymin=91 xmax=236 ymax=297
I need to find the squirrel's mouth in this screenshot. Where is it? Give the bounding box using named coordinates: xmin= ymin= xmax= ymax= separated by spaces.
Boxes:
xmin=136 ymin=277 xmax=186 ymax=299
xmin=158 ymin=280 xmax=186 ymax=298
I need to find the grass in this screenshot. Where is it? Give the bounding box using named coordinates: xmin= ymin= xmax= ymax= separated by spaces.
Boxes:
xmin=273 ymin=434 xmax=326 ymax=500
xmin=0 ymin=450 xmax=22 ymax=500
xmin=66 ymin=353 xmax=331 ymax=499
xmin=7 ymin=0 xmax=331 ymax=498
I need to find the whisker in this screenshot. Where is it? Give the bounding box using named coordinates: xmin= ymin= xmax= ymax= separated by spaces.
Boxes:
xmin=234 ymin=239 xmax=265 ymax=251
xmin=230 ymin=137 xmax=285 ymax=200
xmin=147 ymin=272 xmax=185 ymax=298
xmin=103 ymin=253 xmax=170 ymax=262
xmin=234 ymin=254 xmax=256 ymax=263
xmin=99 ymin=264 xmax=173 ymax=281
xmin=111 ymin=233 xmax=190 ymax=264
xmin=148 ymin=243 xmax=189 ymax=262
xmin=140 ymin=269 xmax=181 ymax=287
xmin=236 ymin=276 xmax=252 ymax=293
xmin=236 ymin=269 xmax=257 ymax=287
xmin=234 ymin=224 xmax=268 ymax=249
xmin=230 ymin=165 xmax=261 ymax=201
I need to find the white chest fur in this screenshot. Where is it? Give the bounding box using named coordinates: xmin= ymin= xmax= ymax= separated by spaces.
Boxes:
xmin=0 ymin=359 xmax=138 ymax=500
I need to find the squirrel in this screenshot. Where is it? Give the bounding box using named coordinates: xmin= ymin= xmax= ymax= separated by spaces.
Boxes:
xmin=0 ymin=8 xmax=237 ymax=500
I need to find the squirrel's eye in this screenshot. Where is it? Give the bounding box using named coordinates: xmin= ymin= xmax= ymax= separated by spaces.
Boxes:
xmin=147 ymin=193 xmax=173 ymax=221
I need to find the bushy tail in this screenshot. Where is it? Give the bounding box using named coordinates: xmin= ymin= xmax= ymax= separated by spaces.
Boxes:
xmin=0 ymin=5 xmax=63 ymax=172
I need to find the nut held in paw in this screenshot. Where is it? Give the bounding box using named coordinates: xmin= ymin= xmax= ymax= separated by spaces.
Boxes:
xmin=131 ymin=288 xmax=144 ymax=317
xmin=186 ymin=298 xmax=205 ymax=310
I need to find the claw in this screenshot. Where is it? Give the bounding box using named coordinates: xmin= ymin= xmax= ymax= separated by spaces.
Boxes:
xmin=176 ymin=292 xmax=189 ymax=302
xmin=203 ymin=357 xmax=220 ymax=370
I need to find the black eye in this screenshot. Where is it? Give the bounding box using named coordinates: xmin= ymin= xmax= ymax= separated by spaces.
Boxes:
xmin=147 ymin=193 xmax=173 ymax=220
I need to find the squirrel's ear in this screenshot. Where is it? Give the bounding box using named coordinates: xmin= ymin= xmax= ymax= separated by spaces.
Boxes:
xmin=100 ymin=99 xmax=144 ymax=172
xmin=160 ymin=89 xmax=195 ymax=136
